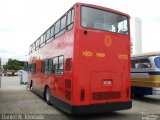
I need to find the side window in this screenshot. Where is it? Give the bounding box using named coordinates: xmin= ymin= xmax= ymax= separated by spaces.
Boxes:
xmin=53 ymin=56 xmax=64 ymax=75
xmin=50 ymin=25 xmax=54 ymax=38
xmin=131 ymin=59 xmax=140 ymax=69
xmin=31 ymin=63 xmax=36 ymax=73
xmin=55 ymin=20 xmax=60 ymax=35
xmin=61 ymin=16 xmax=66 ymax=30
xmin=67 ymin=8 xmax=74 ymax=30
xmin=53 ymin=57 xmax=58 ymax=73
xmin=59 ymin=56 xmax=64 ymax=74
xmin=40 ymin=35 xmax=45 ymax=47
xmin=45 ymin=60 xmax=49 ymax=74
xmin=28 ymin=64 xmax=31 ymax=73
xmin=139 ymin=59 xmax=151 ymax=69
xmin=41 ymin=61 xmax=45 ymax=73
xmin=55 ymin=16 xmax=66 ymax=38
xmin=46 ymin=29 xmax=51 ymax=40
xmin=35 ymin=39 xmax=40 ymax=50
xmin=71 ymin=9 xmax=74 ymax=23
xmin=43 ymin=33 xmax=46 ymax=43
xmin=32 ymin=43 xmax=36 ymax=52
xmin=48 ymin=59 xmax=53 ymax=74
xmin=67 ymin=11 xmax=71 ymax=26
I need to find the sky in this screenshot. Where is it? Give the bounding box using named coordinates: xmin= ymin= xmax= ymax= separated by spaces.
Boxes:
xmin=0 ymin=0 xmax=160 ymax=63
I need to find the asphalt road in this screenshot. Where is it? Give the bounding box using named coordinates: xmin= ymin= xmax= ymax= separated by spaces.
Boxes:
xmin=0 ymin=76 xmax=160 ymax=120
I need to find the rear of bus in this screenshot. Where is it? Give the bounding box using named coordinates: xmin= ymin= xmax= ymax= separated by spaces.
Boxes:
xmin=71 ymin=3 xmax=132 ymax=114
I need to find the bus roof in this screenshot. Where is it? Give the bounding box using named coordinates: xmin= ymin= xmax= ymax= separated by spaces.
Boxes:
xmin=132 ymin=52 xmax=160 ymax=57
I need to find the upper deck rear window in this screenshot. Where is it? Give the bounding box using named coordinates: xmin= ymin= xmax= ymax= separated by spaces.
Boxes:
xmin=81 ymin=6 xmax=129 ymax=35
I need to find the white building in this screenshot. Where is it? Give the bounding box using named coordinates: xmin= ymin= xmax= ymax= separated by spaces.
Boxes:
xmin=131 ymin=17 xmax=142 ymax=54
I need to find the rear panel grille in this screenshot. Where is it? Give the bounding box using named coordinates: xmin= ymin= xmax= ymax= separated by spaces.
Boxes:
xmin=92 ymin=91 xmax=120 ymax=100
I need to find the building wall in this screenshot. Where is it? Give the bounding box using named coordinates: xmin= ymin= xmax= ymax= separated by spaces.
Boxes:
xmin=135 ymin=17 xmax=142 ymax=54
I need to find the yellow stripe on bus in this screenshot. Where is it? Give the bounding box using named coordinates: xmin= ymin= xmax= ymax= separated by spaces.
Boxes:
xmin=131 ymin=75 xmax=160 ymax=87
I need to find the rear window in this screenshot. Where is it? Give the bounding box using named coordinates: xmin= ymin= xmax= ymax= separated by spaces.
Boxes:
xmin=81 ymin=6 xmax=129 ymax=35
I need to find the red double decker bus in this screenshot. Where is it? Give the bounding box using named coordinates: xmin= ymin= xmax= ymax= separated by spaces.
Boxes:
xmin=28 ymin=3 xmax=132 ymax=114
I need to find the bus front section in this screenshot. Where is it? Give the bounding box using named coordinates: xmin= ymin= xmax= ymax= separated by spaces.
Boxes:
xmin=72 ymin=3 xmax=132 ymax=114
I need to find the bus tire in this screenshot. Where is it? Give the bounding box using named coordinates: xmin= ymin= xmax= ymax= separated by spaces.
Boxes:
xmin=45 ymin=87 xmax=51 ymax=105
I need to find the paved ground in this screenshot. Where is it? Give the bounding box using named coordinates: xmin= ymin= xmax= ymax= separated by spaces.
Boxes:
xmin=0 ymin=76 xmax=160 ymax=120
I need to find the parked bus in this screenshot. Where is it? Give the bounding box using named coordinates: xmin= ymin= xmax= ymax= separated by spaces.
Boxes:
xmin=131 ymin=52 xmax=160 ymax=96
xmin=28 ymin=3 xmax=131 ymax=114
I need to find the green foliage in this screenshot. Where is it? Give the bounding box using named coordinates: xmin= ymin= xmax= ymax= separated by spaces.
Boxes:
xmin=3 ymin=59 xmax=24 ymax=71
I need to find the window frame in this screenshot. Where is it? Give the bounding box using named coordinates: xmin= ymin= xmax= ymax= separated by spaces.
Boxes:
xmin=46 ymin=29 xmax=51 ymax=41
xmin=41 ymin=61 xmax=45 ymax=73
xmin=54 ymin=15 xmax=67 ymax=39
xmin=50 ymin=25 xmax=55 ymax=38
xmin=67 ymin=8 xmax=75 ymax=31
xmin=30 ymin=63 xmax=36 ymax=73
xmin=52 ymin=55 xmax=64 ymax=75
xmin=131 ymin=58 xmax=140 ymax=69
xmin=35 ymin=38 xmax=40 ymax=50
xmin=40 ymin=34 xmax=46 ymax=47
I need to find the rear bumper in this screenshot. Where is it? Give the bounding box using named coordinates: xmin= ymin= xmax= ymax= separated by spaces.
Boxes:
xmin=71 ymin=101 xmax=132 ymax=114
xmin=50 ymin=95 xmax=132 ymax=114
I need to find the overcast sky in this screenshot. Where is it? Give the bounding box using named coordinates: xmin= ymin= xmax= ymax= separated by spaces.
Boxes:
xmin=0 ymin=0 xmax=160 ymax=63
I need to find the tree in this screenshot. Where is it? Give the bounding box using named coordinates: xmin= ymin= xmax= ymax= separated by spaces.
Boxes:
xmin=3 ymin=59 xmax=23 ymax=71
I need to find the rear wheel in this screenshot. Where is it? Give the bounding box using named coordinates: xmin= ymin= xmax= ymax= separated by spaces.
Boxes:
xmin=45 ymin=87 xmax=51 ymax=105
